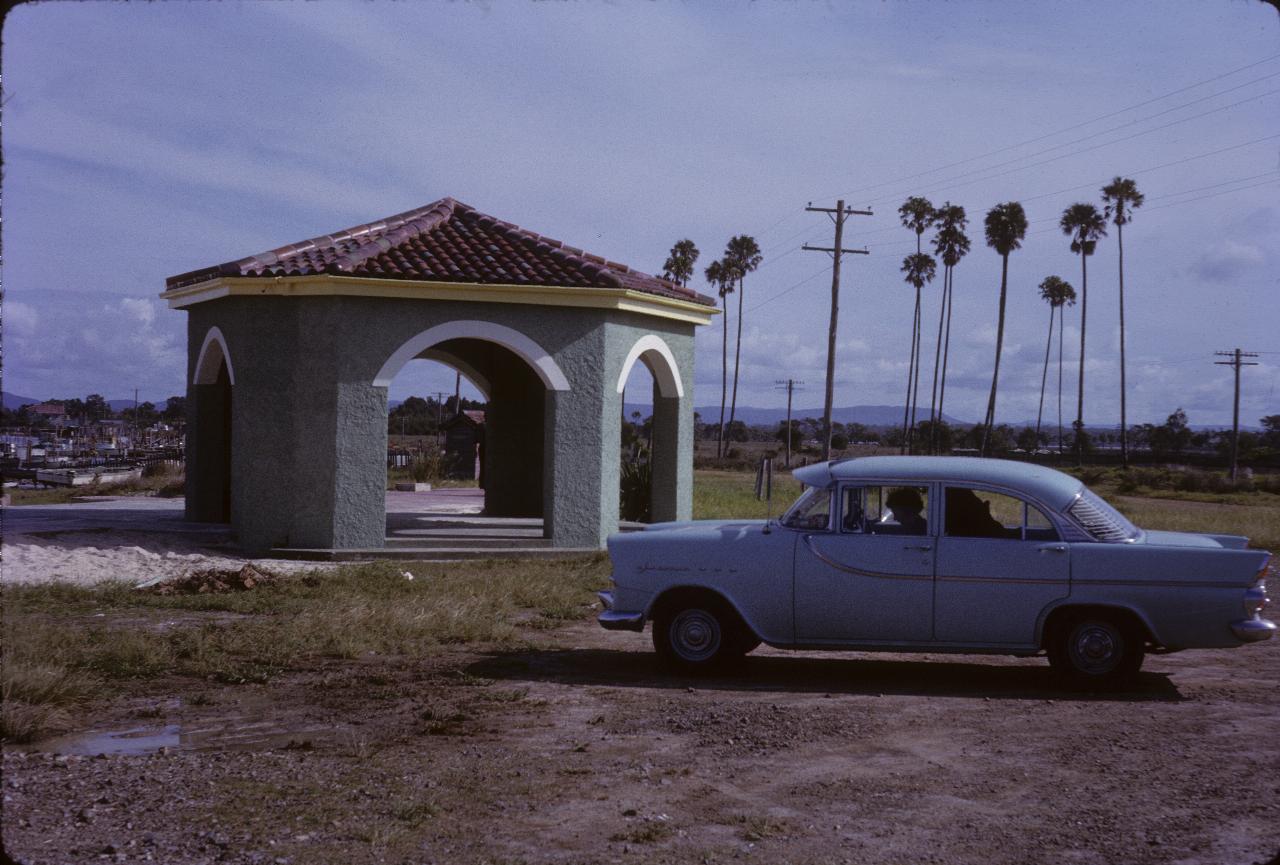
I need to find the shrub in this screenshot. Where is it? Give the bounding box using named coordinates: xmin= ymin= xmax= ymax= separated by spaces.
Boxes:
xmin=620 ymin=459 xmax=652 ymax=522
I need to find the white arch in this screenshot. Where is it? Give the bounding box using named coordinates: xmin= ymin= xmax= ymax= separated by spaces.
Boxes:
xmin=615 ymin=334 xmax=684 ymax=399
xmin=420 ymin=348 xmax=492 ymax=401
xmin=373 ymin=320 xmax=571 ymax=391
xmin=194 ymin=326 xmax=235 ymax=385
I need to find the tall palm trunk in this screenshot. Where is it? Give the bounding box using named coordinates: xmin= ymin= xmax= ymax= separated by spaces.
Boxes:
xmin=927 ymin=265 xmax=948 ymax=454
xmin=1117 ymin=220 xmax=1129 ymax=467
xmin=981 ymin=254 xmax=1010 ymax=455
xmin=938 ymin=268 xmax=955 ymax=447
xmin=1035 ymin=305 xmax=1055 ymax=443
xmin=1075 ymin=252 xmax=1089 ymax=466
xmin=908 ymin=288 xmax=923 ymax=451
xmin=1057 ymin=304 xmax=1065 ymax=455
xmin=717 ymin=299 xmax=728 ymax=458
xmin=727 ymin=277 xmax=745 ymax=453
xmin=900 ymin=309 xmax=917 ymax=454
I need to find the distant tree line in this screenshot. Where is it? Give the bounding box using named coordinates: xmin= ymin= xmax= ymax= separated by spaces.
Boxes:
xmin=388 ymin=395 xmax=484 ymax=437
xmin=1 ymin=394 xmax=186 ymax=429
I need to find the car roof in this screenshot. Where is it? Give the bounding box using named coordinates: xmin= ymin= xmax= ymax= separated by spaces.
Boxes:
xmin=792 ymin=456 xmax=1085 ymax=511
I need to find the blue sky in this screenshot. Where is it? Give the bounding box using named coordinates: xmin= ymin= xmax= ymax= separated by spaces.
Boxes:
xmin=3 ymin=1 xmax=1278 ymax=426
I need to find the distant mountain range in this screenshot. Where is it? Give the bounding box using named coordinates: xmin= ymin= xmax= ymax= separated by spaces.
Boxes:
xmin=3 ymin=392 xmax=1254 ymax=431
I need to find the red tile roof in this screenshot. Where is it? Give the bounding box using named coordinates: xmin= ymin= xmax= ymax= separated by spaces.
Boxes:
xmin=166 ymin=198 xmax=714 ymax=306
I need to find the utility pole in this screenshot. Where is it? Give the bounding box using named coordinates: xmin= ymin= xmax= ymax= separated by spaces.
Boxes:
xmin=1214 ymin=349 xmax=1258 ymax=483
xmin=775 ymin=379 xmax=804 ymax=467
xmin=133 ymin=388 xmax=139 ymax=454
xmin=430 ymin=391 xmax=452 ymax=450
xmin=803 ymin=200 xmax=872 ymax=461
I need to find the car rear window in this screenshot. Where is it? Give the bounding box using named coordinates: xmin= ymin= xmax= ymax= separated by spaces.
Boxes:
xmin=1068 ymin=488 xmax=1139 ymax=542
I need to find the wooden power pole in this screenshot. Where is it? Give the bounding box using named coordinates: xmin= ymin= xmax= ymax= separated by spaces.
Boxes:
xmin=1215 ymin=348 xmax=1258 ymax=483
xmin=803 ymin=200 xmax=872 ymax=461
xmin=775 ymin=378 xmax=804 ymax=467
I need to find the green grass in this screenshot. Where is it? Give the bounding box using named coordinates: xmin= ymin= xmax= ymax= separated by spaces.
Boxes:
xmin=692 ymin=469 xmax=802 ymax=520
xmin=1 ymin=556 xmax=609 ymax=742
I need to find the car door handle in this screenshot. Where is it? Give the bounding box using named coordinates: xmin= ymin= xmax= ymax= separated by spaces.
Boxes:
xmin=903 ymin=543 xmax=933 ymax=551
xmin=1038 ymin=544 xmax=1068 ymax=553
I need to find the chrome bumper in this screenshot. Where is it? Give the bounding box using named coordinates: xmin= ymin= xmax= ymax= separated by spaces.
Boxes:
xmin=597 ymin=591 xmax=644 ymax=632
xmin=1230 ymin=617 xmax=1276 ymax=642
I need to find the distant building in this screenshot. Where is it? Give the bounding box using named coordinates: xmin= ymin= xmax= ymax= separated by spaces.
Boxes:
xmin=443 ymin=411 xmax=485 ymax=482
xmin=29 ymin=402 xmax=70 ymax=425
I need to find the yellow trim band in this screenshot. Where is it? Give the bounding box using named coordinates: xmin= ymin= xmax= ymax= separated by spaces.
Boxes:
xmin=161 ymin=275 xmax=718 ymax=326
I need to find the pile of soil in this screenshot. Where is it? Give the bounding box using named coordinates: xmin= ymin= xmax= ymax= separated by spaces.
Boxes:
xmin=143 ymin=563 xmax=276 ymax=595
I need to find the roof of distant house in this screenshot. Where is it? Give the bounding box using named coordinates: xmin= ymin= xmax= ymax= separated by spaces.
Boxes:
xmin=30 ymin=402 xmax=66 ymax=415
xmin=166 ymin=197 xmax=714 ymax=307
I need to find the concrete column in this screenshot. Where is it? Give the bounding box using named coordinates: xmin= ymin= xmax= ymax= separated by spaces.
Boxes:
xmin=544 ymin=383 xmax=621 ymax=548
xmin=650 ymin=382 xmax=693 ymax=523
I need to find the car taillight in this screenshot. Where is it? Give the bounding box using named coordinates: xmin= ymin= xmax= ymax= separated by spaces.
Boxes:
xmin=1245 ymin=584 xmax=1269 ymax=617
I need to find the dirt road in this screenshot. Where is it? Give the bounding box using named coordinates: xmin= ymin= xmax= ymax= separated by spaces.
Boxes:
xmin=4 ymin=618 xmax=1279 ymax=865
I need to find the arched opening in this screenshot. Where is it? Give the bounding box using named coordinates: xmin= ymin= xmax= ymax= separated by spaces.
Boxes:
xmin=377 ymin=321 xmax=570 ymax=523
xmin=190 ymin=327 xmax=234 ymax=523
xmin=617 ymin=334 xmax=684 ymax=523
xmin=385 ymin=355 xmax=488 ymax=497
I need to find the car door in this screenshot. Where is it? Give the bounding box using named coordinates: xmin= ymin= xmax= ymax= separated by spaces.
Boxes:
xmin=793 ymin=482 xmax=935 ymax=643
xmin=933 ymin=485 xmax=1070 ymax=645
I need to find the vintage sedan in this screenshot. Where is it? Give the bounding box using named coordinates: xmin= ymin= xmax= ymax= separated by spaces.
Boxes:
xmin=598 ymin=456 xmax=1274 ymax=685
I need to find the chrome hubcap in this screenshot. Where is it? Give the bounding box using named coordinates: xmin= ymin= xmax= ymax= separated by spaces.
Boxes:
xmin=671 ymin=609 xmax=720 ymax=661
xmin=1070 ymin=624 xmax=1120 ymax=674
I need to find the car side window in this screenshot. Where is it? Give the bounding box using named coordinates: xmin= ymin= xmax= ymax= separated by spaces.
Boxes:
xmin=840 ymin=487 xmax=865 ymax=533
xmin=782 ymin=486 xmax=832 ymax=531
xmin=944 ymin=487 xmax=1059 ymax=541
xmin=856 ymin=485 xmax=929 ymax=536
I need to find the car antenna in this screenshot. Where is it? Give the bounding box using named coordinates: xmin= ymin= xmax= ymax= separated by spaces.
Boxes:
xmin=756 ymin=456 xmax=774 ymax=533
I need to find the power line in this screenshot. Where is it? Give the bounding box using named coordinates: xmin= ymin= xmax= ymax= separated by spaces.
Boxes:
xmin=818 ymin=52 xmax=1280 ymax=202
xmin=862 ymin=89 xmax=1280 ymax=209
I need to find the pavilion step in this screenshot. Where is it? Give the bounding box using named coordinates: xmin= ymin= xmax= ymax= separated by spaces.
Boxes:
xmin=268 ymin=545 xmax=602 ymax=562
xmin=384 ymin=535 xmax=553 ymax=550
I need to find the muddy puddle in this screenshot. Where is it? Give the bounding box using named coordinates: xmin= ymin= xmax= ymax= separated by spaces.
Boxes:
xmin=40 ymin=717 xmax=339 ymax=756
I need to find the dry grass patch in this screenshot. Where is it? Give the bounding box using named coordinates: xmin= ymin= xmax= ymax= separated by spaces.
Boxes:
xmin=1 ymin=555 xmax=609 ymax=742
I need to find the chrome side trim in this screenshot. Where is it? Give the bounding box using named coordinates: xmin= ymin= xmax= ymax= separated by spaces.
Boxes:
xmin=1074 ymin=578 xmax=1251 ymax=589
xmin=1230 ymin=618 xmax=1276 ymax=642
xmin=802 ymin=536 xmax=933 ymax=581
xmin=936 ymin=574 xmax=1068 ymax=585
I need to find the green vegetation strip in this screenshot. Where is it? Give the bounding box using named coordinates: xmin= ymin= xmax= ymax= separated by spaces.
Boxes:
xmin=2 ymin=557 xmax=609 ymax=742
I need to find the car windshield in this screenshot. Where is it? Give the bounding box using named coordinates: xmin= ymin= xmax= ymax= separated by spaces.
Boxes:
xmin=1068 ymin=486 xmax=1141 ymax=542
xmin=781 ymin=485 xmax=831 ymax=530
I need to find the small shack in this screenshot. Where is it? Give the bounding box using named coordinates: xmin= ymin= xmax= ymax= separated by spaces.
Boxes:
xmin=443 ymin=410 xmax=485 ymax=482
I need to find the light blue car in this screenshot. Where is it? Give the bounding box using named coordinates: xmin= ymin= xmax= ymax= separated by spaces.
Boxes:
xmin=599 ymin=457 xmax=1274 ymax=686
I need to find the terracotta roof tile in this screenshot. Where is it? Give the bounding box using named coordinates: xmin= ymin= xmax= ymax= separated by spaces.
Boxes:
xmin=166 ymin=198 xmax=713 ymax=306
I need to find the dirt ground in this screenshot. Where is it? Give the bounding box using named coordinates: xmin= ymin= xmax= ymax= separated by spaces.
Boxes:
xmin=4 ymin=611 xmax=1280 ymax=865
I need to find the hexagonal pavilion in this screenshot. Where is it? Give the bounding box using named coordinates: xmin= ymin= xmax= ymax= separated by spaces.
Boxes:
xmin=163 ymin=198 xmax=716 ymax=553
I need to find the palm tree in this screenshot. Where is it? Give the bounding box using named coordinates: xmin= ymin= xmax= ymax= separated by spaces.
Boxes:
xmin=980 ymin=202 xmax=1029 ymax=455
xmin=1035 ymin=276 xmax=1077 ymax=450
xmin=897 ymin=197 xmax=935 ymax=452
xmin=662 ymin=239 xmax=700 ymax=287
xmin=900 ymin=253 xmax=937 ymax=453
xmin=929 ymin=202 xmax=970 ymax=453
xmin=705 ymin=259 xmax=734 ymax=458
xmin=1060 ymin=202 xmax=1108 ymax=465
xmin=723 ymin=235 xmax=762 ymax=452
xmin=1101 ymin=177 xmax=1144 ymax=467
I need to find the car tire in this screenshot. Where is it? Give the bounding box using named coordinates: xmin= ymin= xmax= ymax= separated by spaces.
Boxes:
xmin=653 ymin=599 xmax=738 ymax=673
xmin=1047 ymin=615 xmax=1145 ymax=688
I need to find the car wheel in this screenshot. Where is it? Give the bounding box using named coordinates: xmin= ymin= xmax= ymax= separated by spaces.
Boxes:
xmin=653 ymin=602 xmax=734 ymax=672
xmin=1048 ymin=616 xmax=1145 ymax=688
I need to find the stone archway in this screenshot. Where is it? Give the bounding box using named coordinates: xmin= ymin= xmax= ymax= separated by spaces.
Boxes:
xmin=187 ymin=326 xmax=233 ymax=523
xmin=616 ymin=334 xmax=689 ymax=523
